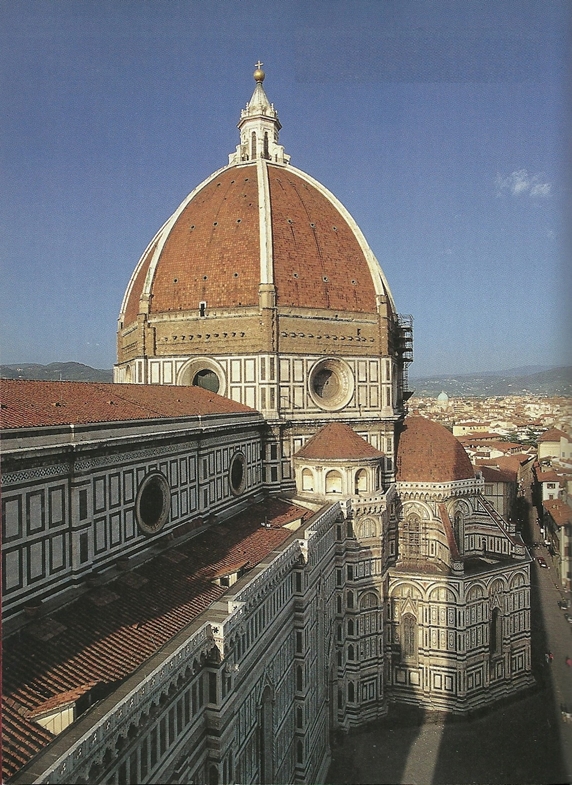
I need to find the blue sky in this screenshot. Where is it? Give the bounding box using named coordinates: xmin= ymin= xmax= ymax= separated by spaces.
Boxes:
xmin=1 ymin=0 xmax=569 ymax=377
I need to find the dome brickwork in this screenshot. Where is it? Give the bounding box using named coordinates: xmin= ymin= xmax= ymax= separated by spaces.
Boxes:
xmin=268 ymin=167 xmax=378 ymax=311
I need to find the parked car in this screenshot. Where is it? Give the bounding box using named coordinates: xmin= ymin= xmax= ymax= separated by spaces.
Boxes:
xmin=558 ymin=600 xmax=569 ymax=610
xmin=564 ymin=613 xmax=572 ymax=625
xmin=536 ymin=556 xmax=548 ymax=568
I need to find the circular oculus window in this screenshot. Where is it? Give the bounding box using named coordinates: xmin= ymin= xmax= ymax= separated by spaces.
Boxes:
xmin=177 ymin=357 xmax=226 ymax=396
xmin=308 ymin=358 xmax=354 ymax=411
xmin=135 ymin=472 xmax=170 ymax=536
xmin=229 ymin=452 xmax=247 ymax=496
xmin=193 ymin=368 xmax=220 ymax=393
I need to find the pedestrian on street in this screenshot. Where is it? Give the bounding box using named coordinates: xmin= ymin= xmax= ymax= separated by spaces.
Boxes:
xmin=566 ymin=656 xmax=572 ymax=668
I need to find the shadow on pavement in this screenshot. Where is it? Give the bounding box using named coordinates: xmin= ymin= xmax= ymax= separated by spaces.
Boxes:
xmin=327 ymin=704 xmax=427 ymax=785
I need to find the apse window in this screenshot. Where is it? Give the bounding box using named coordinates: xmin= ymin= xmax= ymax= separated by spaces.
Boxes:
xmin=135 ymin=473 xmax=170 ymax=536
xmin=229 ymin=452 xmax=247 ymax=496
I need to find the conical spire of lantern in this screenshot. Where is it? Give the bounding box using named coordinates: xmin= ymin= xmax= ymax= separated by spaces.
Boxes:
xmin=228 ymin=63 xmax=290 ymax=165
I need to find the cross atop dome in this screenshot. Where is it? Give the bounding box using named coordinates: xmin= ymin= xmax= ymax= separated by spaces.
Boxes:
xmin=228 ymin=64 xmax=290 ymax=166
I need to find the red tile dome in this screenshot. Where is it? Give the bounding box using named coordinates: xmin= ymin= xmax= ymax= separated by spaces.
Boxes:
xmin=396 ymin=416 xmax=474 ymax=483
xmin=119 ymin=70 xmax=394 ymax=328
xmin=120 ymin=162 xmax=386 ymax=324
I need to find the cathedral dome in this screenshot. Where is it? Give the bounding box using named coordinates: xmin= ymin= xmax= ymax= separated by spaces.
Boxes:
xmin=119 ymin=69 xmax=394 ymax=329
xmin=121 ymin=163 xmax=388 ymax=322
xmin=396 ymin=416 xmax=474 ymax=483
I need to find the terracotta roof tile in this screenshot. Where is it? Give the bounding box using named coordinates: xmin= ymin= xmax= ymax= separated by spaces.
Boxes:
xmin=536 ymin=468 xmax=563 ymax=483
xmin=2 ymin=498 xmax=312 ymax=780
xmin=543 ymin=499 xmax=572 ymax=527
xmin=0 ymin=379 xmax=255 ymax=429
xmin=538 ymin=427 xmax=570 ymax=442
xmin=476 ymin=454 xmax=533 ymax=473
xmin=294 ymin=422 xmax=384 ymax=460
xmin=478 ymin=465 xmax=517 ymax=484
xmin=396 ymin=416 xmax=474 ymax=483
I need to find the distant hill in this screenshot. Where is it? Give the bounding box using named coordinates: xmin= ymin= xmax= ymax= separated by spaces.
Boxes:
xmin=3 ymin=362 xmax=570 ymax=397
xmin=410 ymin=366 xmax=572 ymax=397
xmin=0 ymin=362 xmax=113 ymax=383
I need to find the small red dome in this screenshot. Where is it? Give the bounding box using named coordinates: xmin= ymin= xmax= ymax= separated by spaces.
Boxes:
xmin=295 ymin=423 xmax=384 ymax=460
xmin=396 ymin=416 xmax=474 ymax=483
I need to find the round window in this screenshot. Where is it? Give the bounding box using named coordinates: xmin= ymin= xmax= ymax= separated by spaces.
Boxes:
xmin=308 ymin=358 xmax=354 ymax=411
xmin=135 ymin=473 xmax=170 ymax=535
xmin=177 ymin=357 xmax=226 ymax=396
xmin=229 ymin=452 xmax=246 ymax=496
xmin=193 ymin=368 xmax=220 ymax=392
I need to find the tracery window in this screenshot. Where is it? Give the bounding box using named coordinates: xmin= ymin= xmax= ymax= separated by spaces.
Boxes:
xmin=454 ymin=510 xmax=464 ymax=553
xmin=402 ymin=514 xmax=421 ymax=558
xmin=490 ymin=607 xmax=502 ymax=656
xmin=401 ymin=613 xmax=417 ymax=659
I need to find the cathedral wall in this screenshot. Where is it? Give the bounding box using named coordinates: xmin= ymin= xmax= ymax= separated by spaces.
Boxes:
xmin=1 ymin=414 xmax=265 ymax=621
xmin=9 ymin=504 xmax=340 ymax=785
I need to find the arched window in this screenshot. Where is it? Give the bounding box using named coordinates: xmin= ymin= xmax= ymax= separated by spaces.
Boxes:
xmin=348 ymin=682 xmax=354 ymax=702
xmin=260 ymin=685 xmax=273 ymax=785
xmin=325 ymin=470 xmax=343 ymax=494
xmin=490 ymin=607 xmax=502 ymax=656
xmin=454 ymin=510 xmax=464 ymax=553
xmin=263 ymin=131 xmax=269 ymax=159
xmin=296 ymin=740 xmax=304 ymax=764
xmin=402 ymin=514 xmax=421 ymax=558
xmin=347 ymin=590 xmax=354 ymax=609
xmin=251 ymin=131 xmax=257 ymax=159
xmin=360 ymin=592 xmax=379 ymax=610
xmin=301 ymin=468 xmax=314 ymax=492
xmin=359 ymin=518 xmax=377 ymax=539
xmin=337 ymin=649 xmax=342 ymax=667
xmin=401 ymin=613 xmax=417 ymax=659
xmin=347 ymin=619 xmax=354 ymax=636
xmin=348 ymin=644 xmax=354 ymax=660
xmin=354 ymin=469 xmax=367 ymax=495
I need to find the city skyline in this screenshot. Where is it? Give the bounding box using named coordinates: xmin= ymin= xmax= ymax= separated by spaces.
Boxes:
xmin=1 ymin=0 xmax=570 ymax=377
